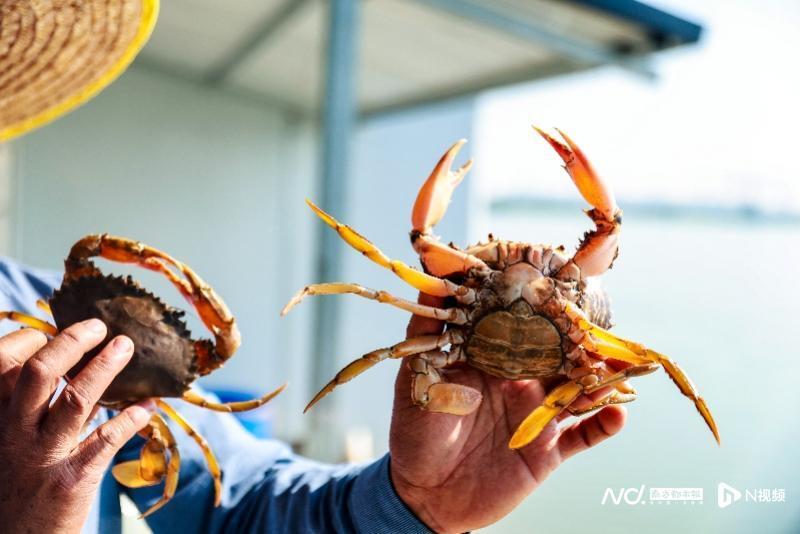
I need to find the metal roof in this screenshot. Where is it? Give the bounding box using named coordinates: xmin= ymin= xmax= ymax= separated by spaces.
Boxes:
xmin=135 ymin=0 xmax=702 ymax=118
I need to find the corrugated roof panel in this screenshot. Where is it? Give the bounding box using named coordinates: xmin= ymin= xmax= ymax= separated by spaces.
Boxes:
xmin=136 ymin=0 xmax=701 ymax=114
xmin=359 ymin=0 xmax=555 ymax=109
xmin=143 ymin=0 xmax=287 ymax=73
xmin=226 ymin=0 xmax=324 ymax=110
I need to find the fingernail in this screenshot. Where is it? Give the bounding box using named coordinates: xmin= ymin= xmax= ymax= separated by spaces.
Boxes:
xmin=113 ymin=336 xmax=133 ymax=353
xmin=86 ymin=318 xmax=106 ymax=333
xmin=137 ymin=399 xmax=157 ymax=412
xmin=129 ymin=405 xmax=152 ymax=426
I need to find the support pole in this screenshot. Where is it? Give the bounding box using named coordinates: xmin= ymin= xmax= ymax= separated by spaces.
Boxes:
xmin=310 ymin=0 xmax=360 ymax=459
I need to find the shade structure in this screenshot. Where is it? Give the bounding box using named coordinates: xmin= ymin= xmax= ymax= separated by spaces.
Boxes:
xmin=137 ymin=0 xmax=702 ymax=118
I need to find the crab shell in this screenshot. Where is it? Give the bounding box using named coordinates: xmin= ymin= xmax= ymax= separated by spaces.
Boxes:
xmin=457 ymin=240 xmax=612 ymax=381
xmin=50 ymin=274 xmax=208 ymax=409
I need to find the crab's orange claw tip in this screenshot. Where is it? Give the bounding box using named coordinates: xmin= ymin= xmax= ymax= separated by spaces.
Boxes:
xmin=412 ymin=139 xmax=472 ymax=233
xmin=532 ymin=125 xmax=572 ymax=162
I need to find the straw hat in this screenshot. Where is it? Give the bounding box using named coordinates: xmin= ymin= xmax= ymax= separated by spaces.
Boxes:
xmin=0 ymin=0 xmax=159 ymax=142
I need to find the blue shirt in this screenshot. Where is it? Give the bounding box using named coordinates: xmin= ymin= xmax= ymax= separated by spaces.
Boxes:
xmin=0 ymin=257 xmax=430 ymax=534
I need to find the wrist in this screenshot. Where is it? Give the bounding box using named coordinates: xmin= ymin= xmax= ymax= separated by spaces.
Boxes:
xmin=389 ymin=461 xmax=447 ymax=533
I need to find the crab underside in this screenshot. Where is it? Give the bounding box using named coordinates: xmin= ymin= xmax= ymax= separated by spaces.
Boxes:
xmin=284 ymin=127 xmax=720 ymax=450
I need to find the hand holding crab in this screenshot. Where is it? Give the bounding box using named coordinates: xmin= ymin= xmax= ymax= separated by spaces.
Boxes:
xmin=1 ymin=235 xmax=286 ymax=517
xmin=388 ymin=292 xmax=628 ymax=533
xmin=0 ymin=322 xmax=153 ymax=534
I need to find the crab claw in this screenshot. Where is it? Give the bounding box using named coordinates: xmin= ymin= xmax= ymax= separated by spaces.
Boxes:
xmin=533 ymin=127 xmax=618 ymax=222
xmin=411 ymin=139 xmax=473 ymax=235
xmin=534 ymin=127 xmax=622 ymax=277
xmin=409 ymin=140 xmax=489 ymax=278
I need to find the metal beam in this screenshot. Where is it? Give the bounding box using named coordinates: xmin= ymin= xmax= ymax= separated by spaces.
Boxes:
xmin=416 ymin=0 xmax=655 ymax=79
xmin=573 ymin=0 xmax=702 ymax=44
xmin=204 ymin=0 xmax=310 ymax=86
xmin=309 ymin=0 xmax=361 ymax=459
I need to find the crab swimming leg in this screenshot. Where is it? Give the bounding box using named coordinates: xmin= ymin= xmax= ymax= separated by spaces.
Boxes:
xmin=509 ymin=363 xmax=658 ymax=449
xmin=280 ymin=282 xmax=467 ymax=324
xmin=534 ymin=127 xmax=621 ymax=278
xmin=305 ymin=329 xmax=480 ymax=414
xmin=410 ymin=140 xmax=490 ymax=277
xmin=564 ymin=302 xmax=720 ymax=444
xmin=112 ymin=413 xmax=181 ymax=518
xmin=156 ymin=400 xmax=222 ymax=506
xmin=305 ymin=201 xmax=475 ymax=301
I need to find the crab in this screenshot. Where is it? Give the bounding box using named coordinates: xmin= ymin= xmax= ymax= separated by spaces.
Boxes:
xmin=0 ymin=235 xmax=286 ymax=516
xmin=282 ymin=127 xmax=719 ymax=449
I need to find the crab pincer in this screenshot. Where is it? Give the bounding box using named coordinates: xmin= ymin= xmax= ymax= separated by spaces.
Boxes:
xmin=534 ymin=127 xmax=622 ymax=278
xmin=410 ymin=140 xmax=490 ymax=278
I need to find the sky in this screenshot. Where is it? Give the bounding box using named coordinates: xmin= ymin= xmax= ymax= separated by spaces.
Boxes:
xmin=474 ymin=0 xmax=800 ymax=215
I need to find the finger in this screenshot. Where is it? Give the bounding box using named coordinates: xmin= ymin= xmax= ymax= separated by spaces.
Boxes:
xmin=10 ymin=319 xmax=107 ymax=428
xmin=557 ymin=405 xmax=627 ymax=461
xmin=68 ymin=403 xmax=153 ymax=481
xmin=0 ymin=329 xmax=48 ymax=398
xmin=569 ymin=387 xmax=614 ymax=412
xmin=44 ymin=336 xmax=134 ymax=443
xmin=406 ymin=293 xmax=445 ymax=337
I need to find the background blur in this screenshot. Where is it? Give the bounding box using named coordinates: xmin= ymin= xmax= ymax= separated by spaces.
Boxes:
xmin=2 ymin=0 xmax=799 ymax=532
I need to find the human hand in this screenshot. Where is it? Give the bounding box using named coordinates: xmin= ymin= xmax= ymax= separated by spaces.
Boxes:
xmin=389 ymin=295 xmax=626 ymax=533
xmin=0 ymin=321 xmax=153 ymax=534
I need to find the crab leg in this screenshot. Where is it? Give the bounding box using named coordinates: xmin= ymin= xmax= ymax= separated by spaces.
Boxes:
xmin=409 ymin=348 xmax=482 ymax=415
xmin=305 ymin=200 xmax=475 ymax=301
xmin=564 ymin=302 xmax=720 ymax=444
xmin=569 ymin=391 xmax=638 ymax=416
xmin=0 ymin=311 xmax=58 ymax=336
xmin=510 ymin=381 xmax=584 ymax=449
xmin=35 ymin=299 xmax=52 ymax=315
xmin=157 ymin=400 xmax=222 ymax=507
xmin=181 ymin=384 xmax=287 ymax=413
xmin=305 ymin=330 xmax=465 ymax=413
xmin=509 ymin=362 xmax=655 ymax=449
xmin=409 ymin=140 xmax=490 ymax=277
xmin=65 ymin=234 xmax=241 ymax=373
xmin=281 ymin=282 xmax=468 ymax=324
xmin=112 ymin=413 xmax=181 ymax=518
xmin=534 ymin=127 xmax=621 ymax=277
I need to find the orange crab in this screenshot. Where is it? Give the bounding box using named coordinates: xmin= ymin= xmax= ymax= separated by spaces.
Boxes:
xmin=1 ymin=235 xmax=286 ymax=516
xmin=283 ymin=127 xmax=719 ymax=449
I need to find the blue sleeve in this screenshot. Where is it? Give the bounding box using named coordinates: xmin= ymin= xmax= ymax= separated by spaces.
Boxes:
xmin=120 ymin=401 xmax=430 ymax=534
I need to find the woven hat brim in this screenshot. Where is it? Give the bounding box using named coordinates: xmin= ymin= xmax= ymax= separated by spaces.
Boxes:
xmin=0 ymin=0 xmax=159 ymax=142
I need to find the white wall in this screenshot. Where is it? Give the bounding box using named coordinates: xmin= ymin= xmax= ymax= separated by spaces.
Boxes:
xmin=9 ymin=66 xmax=317 ymax=441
